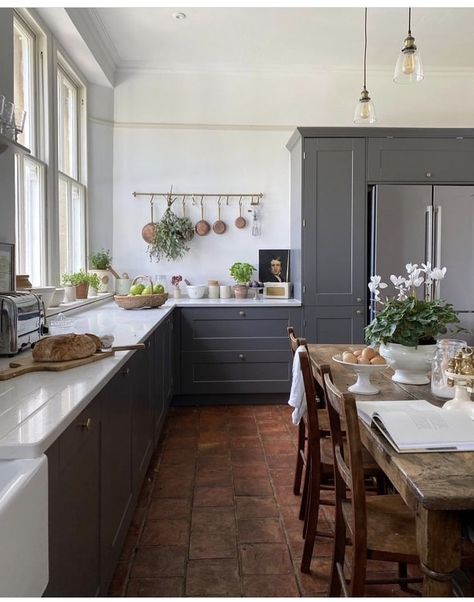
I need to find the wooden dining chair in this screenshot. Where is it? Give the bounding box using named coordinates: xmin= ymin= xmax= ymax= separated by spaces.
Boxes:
xmin=323 ymin=372 xmax=423 ymax=596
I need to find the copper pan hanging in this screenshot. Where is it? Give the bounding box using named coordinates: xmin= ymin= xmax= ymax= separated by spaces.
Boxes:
xmin=235 ymin=196 xmax=247 ymax=229
xmin=195 ymin=196 xmax=211 ymax=236
xmin=141 ymin=195 xmax=156 ymax=243
xmin=212 ymin=196 xmax=227 ymax=235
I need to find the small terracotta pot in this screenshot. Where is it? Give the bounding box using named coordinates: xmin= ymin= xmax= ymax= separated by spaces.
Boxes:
xmin=75 ymin=283 xmax=89 ymax=299
xmin=233 ymin=284 xmax=248 ymax=299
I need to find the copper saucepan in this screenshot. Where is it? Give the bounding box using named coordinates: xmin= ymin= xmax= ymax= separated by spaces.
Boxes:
xmin=212 ymin=196 xmax=227 ymax=235
xmin=235 ymin=196 xmax=247 ymax=229
xmin=195 ymin=196 xmax=211 ymax=236
xmin=142 ymin=195 xmax=156 ymax=243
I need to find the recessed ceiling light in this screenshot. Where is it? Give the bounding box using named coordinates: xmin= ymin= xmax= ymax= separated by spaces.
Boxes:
xmin=173 ymin=12 xmax=186 ymax=20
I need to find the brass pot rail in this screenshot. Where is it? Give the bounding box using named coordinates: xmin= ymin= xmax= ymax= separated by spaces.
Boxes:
xmin=133 ymin=191 xmax=263 ymax=206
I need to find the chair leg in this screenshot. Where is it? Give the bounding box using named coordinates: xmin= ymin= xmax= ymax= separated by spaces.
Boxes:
xmin=301 ymin=458 xmax=321 ymax=573
xmin=293 ymin=421 xmax=305 ymax=495
xmin=329 ymin=514 xmax=346 ymax=596
xmin=299 ymin=455 xmax=310 ymax=521
xmin=398 ymin=562 xmax=409 ymax=592
xmin=350 ymin=543 xmax=367 ymax=597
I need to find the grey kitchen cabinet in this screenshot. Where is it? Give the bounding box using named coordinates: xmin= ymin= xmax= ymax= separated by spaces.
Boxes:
xmin=368 ymin=137 xmax=474 ymax=183
xmin=179 ymin=307 xmax=300 ymax=394
xmin=100 ymin=363 xmax=134 ymax=593
xmin=44 ymin=396 xmax=101 ymax=597
xmin=303 ymin=305 xmax=366 ymax=345
xmin=152 ymin=316 xmax=173 ymax=443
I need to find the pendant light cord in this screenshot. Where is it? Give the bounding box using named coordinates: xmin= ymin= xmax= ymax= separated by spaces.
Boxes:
xmin=408 ymin=7 xmax=412 ymax=35
xmin=363 ymin=7 xmax=368 ymax=91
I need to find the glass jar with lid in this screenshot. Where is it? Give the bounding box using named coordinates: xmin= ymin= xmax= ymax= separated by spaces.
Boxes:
xmin=431 ymin=339 xmax=468 ymax=398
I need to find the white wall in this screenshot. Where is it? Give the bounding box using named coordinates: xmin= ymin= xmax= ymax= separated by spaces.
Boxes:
xmin=113 ymin=67 xmax=474 ymax=287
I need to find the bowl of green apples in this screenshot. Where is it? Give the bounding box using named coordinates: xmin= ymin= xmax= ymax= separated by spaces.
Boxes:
xmin=114 ymin=275 xmax=168 ymax=309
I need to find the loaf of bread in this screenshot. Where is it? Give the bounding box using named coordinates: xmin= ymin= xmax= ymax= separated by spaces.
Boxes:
xmin=32 ymin=333 xmax=97 ymax=362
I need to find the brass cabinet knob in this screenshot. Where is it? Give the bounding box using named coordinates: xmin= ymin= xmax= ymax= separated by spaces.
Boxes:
xmin=239 ymin=354 xmax=245 ymax=360
xmin=356 ymin=297 xmax=363 ymax=303
xmin=425 ymin=172 xmax=432 ymax=178
xmin=239 ymin=311 xmax=246 ymax=317
xmin=78 ymin=418 xmax=92 ymax=430
xmin=355 ymin=309 xmax=363 ymax=315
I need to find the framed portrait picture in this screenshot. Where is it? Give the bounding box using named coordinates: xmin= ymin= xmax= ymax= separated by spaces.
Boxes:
xmin=0 ymin=243 xmax=14 ymax=292
xmin=259 ymin=249 xmax=290 ymax=283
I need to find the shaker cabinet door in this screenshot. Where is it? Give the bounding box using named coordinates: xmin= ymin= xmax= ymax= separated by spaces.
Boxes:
xmin=302 ymin=138 xmax=367 ymax=307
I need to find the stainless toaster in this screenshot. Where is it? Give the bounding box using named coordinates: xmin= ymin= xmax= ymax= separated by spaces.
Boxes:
xmin=0 ymin=292 xmax=45 ymax=355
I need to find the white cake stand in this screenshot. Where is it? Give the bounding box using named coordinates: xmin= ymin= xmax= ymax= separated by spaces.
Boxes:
xmin=442 ymin=371 xmax=474 ymax=418
xmin=332 ymin=354 xmax=388 ymax=395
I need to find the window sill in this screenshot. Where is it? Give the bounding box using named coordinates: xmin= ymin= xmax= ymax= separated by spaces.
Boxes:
xmin=45 ymin=293 xmax=114 ymax=319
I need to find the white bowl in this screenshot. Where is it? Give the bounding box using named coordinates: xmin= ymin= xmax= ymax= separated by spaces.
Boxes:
xmin=332 ymin=353 xmax=388 ymax=395
xmin=28 ymin=286 xmax=56 ymax=309
xmin=187 ymin=285 xmax=208 ymax=299
xmin=49 ymin=288 xmax=65 ymax=307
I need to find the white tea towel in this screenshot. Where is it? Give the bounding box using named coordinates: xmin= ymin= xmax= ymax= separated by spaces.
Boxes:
xmin=288 ymin=345 xmax=307 ymax=425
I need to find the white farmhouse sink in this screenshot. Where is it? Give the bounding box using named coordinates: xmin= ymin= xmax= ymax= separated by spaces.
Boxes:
xmin=0 ymin=455 xmax=48 ymax=596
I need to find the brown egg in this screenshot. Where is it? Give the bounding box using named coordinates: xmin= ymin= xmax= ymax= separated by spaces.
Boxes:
xmin=361 ymin=347 xmax=377 ymax=361
xmin=342 ymin=351 xmax=357 ymax=364
xmin=357 ymin=357 xmax=371 ymax=364
xmin=353 ymin=349 xmax=362 ymax=357
xmin=370 ymin=356 xmax=386 ymax=365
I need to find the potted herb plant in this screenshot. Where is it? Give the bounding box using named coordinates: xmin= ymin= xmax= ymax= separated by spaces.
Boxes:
xmin=365 ymin=262 xmax=459 ymax=385
xmin=229 ymin=262 xmax=256 ymax=299
xmin=62 ymin=270 xmax=91 ymax=300
xmin=89 ymin=249 xmax=113 ymax=293
xmin=87 ymin=272 xmax=101 ymax=297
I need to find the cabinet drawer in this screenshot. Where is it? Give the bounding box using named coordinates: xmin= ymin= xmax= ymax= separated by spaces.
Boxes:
xmin=59 ymin=400 xmax=101 ymax=472
xmin=180 ymin=307 xmax=295 ymax=351
xmin=368 ymin=138 xmax=474 ymax=183
xmin=181 ymin=349 xmax=291 ymax=394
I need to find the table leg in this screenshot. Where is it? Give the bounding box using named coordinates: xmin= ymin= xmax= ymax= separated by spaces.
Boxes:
xmin=416 ymin=506 xmax=461 ymax=597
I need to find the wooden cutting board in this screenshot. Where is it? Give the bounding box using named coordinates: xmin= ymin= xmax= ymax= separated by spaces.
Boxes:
xmin=0 ymin=350 xmax=115 ymax=381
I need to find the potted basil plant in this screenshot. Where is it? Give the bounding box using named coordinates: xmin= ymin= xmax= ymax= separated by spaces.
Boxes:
xmin=229 ymin=262 xmax=256 ymax=299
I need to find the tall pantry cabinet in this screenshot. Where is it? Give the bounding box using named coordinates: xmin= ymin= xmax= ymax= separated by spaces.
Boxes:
xmin=288 ymin=133 xmax=367 ymax=343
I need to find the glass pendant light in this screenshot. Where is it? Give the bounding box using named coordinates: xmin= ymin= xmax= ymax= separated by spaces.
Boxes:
xmin=354 ymin=8 xmax=376 ymax=124
xmin=393 ymin=8 xmax=424 ymax=83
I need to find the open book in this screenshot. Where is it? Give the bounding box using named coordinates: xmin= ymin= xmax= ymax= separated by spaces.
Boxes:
xmin=356 ymin=399 xmax=474 ymax=453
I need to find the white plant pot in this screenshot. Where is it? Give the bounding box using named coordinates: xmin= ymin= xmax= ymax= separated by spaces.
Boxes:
xmin=88 ymin=269 xmax=114 ymax=293
xmin=64 ymin=286 xmax=76 ymax=303
xmin=379 ymin=342 xmax=437 ymax=385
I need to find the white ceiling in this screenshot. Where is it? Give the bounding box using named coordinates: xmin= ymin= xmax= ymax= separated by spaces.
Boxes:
xmin=92 ymin=7 xmax=474 ymax=73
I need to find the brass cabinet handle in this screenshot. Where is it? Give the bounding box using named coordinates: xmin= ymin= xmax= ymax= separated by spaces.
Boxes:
xmin=239 ymin=311 xmax=246 ymax=317
xmin=122 ymin=367 xmax=130 ymax=376
xmin=78 ymin=418 xmax=92 ymax=430
xmin=146 ymin=340 xmax=151 ymax=349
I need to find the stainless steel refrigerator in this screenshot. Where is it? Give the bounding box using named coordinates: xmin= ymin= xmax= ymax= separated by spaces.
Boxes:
xmin=370 ymin=185 xmax=474 ymax=344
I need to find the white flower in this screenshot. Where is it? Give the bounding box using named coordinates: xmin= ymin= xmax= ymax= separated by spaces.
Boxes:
xmin=430 ymin=266 xmax=447 ymax=281
xmin=390 ymin=275 xmax=406 ymax=287
xmin=368 ymin=275 xmax=387 ymax=293
xmin=406 ymin=263 xmax=419 ymax=274
xmin=421 ymin=262 xmax=432 ymax=273
xmin=397 ymin=289 xmax=408 ymax=301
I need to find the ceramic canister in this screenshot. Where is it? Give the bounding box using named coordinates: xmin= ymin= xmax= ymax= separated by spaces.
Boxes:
xmin=220 ymin=285 xmax=231 ymax=299
xmin=115 ymin=278 xmax=132 ymax=295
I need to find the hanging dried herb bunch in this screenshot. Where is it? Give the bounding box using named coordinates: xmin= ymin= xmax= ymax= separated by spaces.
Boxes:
xmin=147 ymin=193 xmax=194 ymax=262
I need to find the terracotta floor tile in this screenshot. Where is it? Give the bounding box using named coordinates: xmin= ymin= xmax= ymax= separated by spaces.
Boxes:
xmin=152 ymin=474 xmax=194 ymax=499
xmin=231 ymin=448 xmax=266 ymax=465
xmin=164 ymin=435 xmax=198 ymax=450
xmin=195 ymin=468 xmax=233 ymax=488
xmin=197 ymin=454 xmax=231 ymax=471
xmin=240 ymin=542 xmax=293 ymax=575
xmin=232 ymin=463 xmax=269 ymax=478
xmin=242 ymin=574 xmax=300 ymax=597
xmin=120 ymin=530 xmax=140 ymax=561
xmin=234 ymin=476 xmax=273 ymax=496
xmin=235 ymin=496 xmax=279 ymax=519
xmin=296 ymin=557 xmax=332 ymax=596
xmin=197 ymin=441 xmax=230 ymax=456
xmin=263 ymin=441 xmax=296 ymax=455
xmin=166 ymin=425 xmax=199 ymax=437
xmin=230 ymin=435 xmax=262 ymax=449
xmin=186 ymin=559 xmax=241 ymax=596
xmin=140 ymin=518 xmax=189 ymax=546
xmin=147 ymin=497 xmax=192 ymax=521
xmin=199 ymin=430 xmax=230 ymax=444
xmin=189 ymin=530 xmax=237 ymax=559
xmin=237 ymin=517 xmax=284 ymax=543
xmin=126 ymin=577 xmax=184 ymax=597
xmin=274 ymin=484 xmax=302 ymax=507
xmin=228 ymin=425 xmax=259 ymax=436
xmin=191 ymin=507 xmax=236 ymax=533
xmin=266 ymin=453 xmax=297 ymax=469
xmin=258 ymin=423 xmax=289 ymax=435
xmin=227 ymin=405 xmax=255 ymax=416
xmin=160 ymin=447 xmax=197 ymax=465
xmin=270 ymin=468 xmax=296 ymax=487
xmin=193 ymin=485 xmax=234 ymax=507
xmin=131 ymin=546 xmax=186 ymax=578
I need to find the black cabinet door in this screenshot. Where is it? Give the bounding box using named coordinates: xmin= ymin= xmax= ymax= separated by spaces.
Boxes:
xmin=152 ymin=322 xmax=166 ymax=443
xmin=100 ymin=366 xmax=133 ymax=593
xmin=303 ymin=305 xmax=366 ymax=344
xmin=303 ymin=138 xmax=366 ymax=307
xmin=130 ymin=342 xmax=154 ymax=493
xmin=368 ymin=137 xmax=474 ymax=183
xmin=44 ymin=397 xmax=101 ymax=597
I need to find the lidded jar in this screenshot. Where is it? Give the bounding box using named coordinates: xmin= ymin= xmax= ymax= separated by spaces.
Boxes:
xmin=16 ymin=274 xmax=32 ymax=289
xmin=431 ymin=339 xmax=468 ymax=398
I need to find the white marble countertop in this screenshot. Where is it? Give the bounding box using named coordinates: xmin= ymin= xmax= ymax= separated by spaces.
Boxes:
xmin=0 ymin=296 xmax=300 ymax=459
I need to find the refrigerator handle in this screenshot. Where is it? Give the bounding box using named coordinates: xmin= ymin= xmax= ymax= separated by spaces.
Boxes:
xmin=425 ymin=206 xmax=433 ymax=301
xmin=433 ymin=205 xmax=442 ymax=299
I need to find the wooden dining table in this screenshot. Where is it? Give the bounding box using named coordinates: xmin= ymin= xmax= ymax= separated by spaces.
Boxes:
xmin=308 ymin=343 xmax=474 ymax=597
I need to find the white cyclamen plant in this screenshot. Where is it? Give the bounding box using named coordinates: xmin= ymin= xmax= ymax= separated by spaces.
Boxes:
xmin=365 ymin=262 xmax=458 ymax=347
